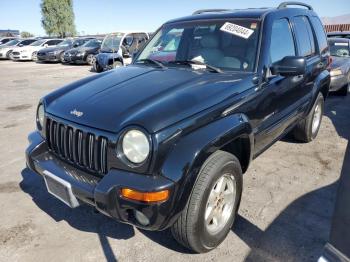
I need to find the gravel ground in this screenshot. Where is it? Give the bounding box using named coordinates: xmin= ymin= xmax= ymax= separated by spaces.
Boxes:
xmin=0 ymin=60 xmax=348 ymax=262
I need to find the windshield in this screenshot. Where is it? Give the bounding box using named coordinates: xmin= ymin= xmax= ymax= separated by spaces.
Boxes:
xmin=330 ymin=41 xmax=350 ymax=57
xmin=30 ymin=39 xmax=46 ymax=46
xmin=136 ymin=19 xmax=260 ymax=72
xmin=83 ymin=39 xmax=102 ymax=48
xmin=57 ymin=39 xmax=72 ymax=47
xmin=101 ymin=34 xmax=123 ymax=52
xmin=3 ymin=39 xmax=20 ymax=46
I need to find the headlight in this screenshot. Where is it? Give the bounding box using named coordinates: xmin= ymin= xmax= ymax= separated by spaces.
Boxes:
xmin=122 ymin=129 xmax=150 ymax=164
xmin=330 ymin=68 xmax=343 ymax=77
xmin=36 ymin=104 xmax=45 ymax=130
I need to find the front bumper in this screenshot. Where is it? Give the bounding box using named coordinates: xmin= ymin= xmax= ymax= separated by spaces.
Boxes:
xmin=12 ymin=52 xmax=31 ymax=60
xmin=63 ymin=53 xmax=86 ymax=64
xmin=330 ymin=74 xmax=347 ymax=92
xmin=37 ymin=53 xmax=60 ymax=62
xmin=26 ymin=131 xmax=176 ymax=230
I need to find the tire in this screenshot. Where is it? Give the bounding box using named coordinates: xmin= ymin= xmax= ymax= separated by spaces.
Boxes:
xmin=171 ymin=150 xmax=243 ymax=253
xmin=6 ymin=50 xmax=12 ymax=59
xmin=59 ymin=52 xmax=65 ymax=63
xmin=293 ymin=92 xmax=324 ymax=142
xmin=112 ymin=60 xmax=123 ymax=69
xmin=337 ymin=73 xmax=349 ymax=96
xmin=32 ymin=52 xmax=37 ymax=61
xmin=86 ymin=54 xmax=95 ymax=65
xmin=93 ymin=61 xmax=103 ymax=73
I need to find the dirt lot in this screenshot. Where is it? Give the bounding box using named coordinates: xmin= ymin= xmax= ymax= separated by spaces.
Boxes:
xmin=0 ymin=60 xmax=349 ymax=262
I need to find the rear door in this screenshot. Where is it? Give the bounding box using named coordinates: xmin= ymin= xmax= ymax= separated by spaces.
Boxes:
xmin=291 ymin=16 xmax=321 ymax=103
xmin=254 ymin=18 xmax=304 ymax=153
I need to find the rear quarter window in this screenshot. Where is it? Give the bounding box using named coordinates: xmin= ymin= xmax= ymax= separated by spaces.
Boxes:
xmin=293 ymin=16 xmax=316 ymax=57
xmin=310 ymin=16 xmax=329 ymax=55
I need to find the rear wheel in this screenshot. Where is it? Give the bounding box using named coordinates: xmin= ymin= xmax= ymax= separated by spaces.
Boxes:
xmin=293 ymin=92 xmax=324 ymax=142
xmin=337 ymin=73 xmax=349 ymax=96
xmin=171 ymin=151 xmax=242 ymax=253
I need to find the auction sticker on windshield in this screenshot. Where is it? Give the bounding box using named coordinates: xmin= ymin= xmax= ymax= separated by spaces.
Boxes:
xmin=220 ymin=22 xmax=254 ymax=39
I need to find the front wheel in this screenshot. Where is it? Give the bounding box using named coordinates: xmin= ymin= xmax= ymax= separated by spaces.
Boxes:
xmin=6 ymin=50 xmax=12 ymax=59
xmin=86 ymin=54 xmax=95 ymax=65
xmin=93 ymin=61 xmax=103 ymax=73
xmin=171 ymin=150 xmax=242 ymax=253
xmin=59 ymin=52 xmax=65 ymax=63
xmin=112 ymin=60 xmax=123 ymax=69
xmin=293 ymin=92 xmax=324 ymax=142
xmin=32 ymin=52 xmax=37 ymax=61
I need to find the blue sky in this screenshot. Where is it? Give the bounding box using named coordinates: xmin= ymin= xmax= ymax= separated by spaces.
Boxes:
xmin=1 ymin=0 xmax=350 ymax=36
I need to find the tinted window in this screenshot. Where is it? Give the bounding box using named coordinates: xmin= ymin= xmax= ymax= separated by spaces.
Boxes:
xmin=270 ymin=19 xmax=296 ymax=63
xmin=293 ymin=16 xmax=316 ymax=57
xmin=311 ymin=17 xmax=329 ymax=55
xmin=20 ymin=39 xmax=36 ymax=45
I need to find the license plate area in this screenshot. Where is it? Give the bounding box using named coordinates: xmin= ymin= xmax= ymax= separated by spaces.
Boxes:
xmin=43 ymin=171 xmax=80 ymax=208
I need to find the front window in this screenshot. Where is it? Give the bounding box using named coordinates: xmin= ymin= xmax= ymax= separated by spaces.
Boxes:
xmin=136 ymin=19 xmax=261 ymax=72
xmin=330 ymin=41 xmax=350 ymax=57
xmin=57 ymin=39 xmax=72 ymax=47
xmin=101 ymin=34 xmax=124 ymax=52
xmin=83 ymin=39 xmax=102 ymax=48
xmin=30 ymin=40 xmax=46 ymax=46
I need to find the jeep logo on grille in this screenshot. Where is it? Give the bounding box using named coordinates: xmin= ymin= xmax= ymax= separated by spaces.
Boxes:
xmin=70 ymin=109 xmax=83 ymax=117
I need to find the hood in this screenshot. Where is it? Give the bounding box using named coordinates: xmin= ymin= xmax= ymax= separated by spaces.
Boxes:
xmin=39 ymin=46 xmax=70 ymax=53
xmin=45 ymin=65 xmax=250 ymax=133
xmin=330 ymin=56 xmax=350 ymax=69
xmin=16 ymin=45 xmax=38 ymax=51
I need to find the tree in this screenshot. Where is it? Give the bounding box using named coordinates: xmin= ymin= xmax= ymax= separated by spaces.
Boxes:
xmin=40 ymin=0 xmax=76 ymax=38
xmin=21 ymin=31 xmax=34 ymax=38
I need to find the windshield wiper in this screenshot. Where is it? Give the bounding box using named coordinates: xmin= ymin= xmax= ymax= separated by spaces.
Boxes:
xmin=168 ymin=60 xmax=222 ymax=73
xmin=136 ymin=59 xmax=166 ymax=69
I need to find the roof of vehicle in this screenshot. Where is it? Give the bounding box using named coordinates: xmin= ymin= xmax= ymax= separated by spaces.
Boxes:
xmin=328 ymin=37 xmax=350 ymax=43
xmin=166 ymin=2 xmax=317 ymax=24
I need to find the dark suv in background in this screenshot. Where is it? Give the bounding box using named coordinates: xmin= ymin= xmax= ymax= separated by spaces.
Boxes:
xmin=37 ymin=38 xmax=95 ymax=63
xmin=26 ymin=2 xmax=330 ymax=253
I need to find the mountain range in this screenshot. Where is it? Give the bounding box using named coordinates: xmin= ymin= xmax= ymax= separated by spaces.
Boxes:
xmin=322 ymin=14 xmax=350 ymax=25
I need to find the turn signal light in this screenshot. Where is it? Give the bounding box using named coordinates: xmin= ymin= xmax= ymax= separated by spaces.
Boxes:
xmin=121 ymin=188 xmax=169 ymax=203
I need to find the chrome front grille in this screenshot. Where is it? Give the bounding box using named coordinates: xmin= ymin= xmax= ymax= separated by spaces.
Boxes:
xmin=46 ymin=118 xmax=108 ymax=174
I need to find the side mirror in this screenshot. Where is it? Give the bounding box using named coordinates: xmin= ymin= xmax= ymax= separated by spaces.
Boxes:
xmin=73 ymin=43 xmax=79 ymax=48
xmin=18 ymin=44 xmax=23 ymax=47
xmin=43 ymin=44 xmax=48 ymax=48
xmin=271 ymin=56 xmax=306 ymax=77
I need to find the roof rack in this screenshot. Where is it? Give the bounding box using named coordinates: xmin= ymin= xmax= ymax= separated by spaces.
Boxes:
xmin=277 ymin=1 xmax=313 ymax=10
xmin=192 ymin=9 xmax=232 ymax=15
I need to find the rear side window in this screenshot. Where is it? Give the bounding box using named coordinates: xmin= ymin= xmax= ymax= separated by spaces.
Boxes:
xmin=293 ymin=16 xmax=316 ymax=57
xmin=310 ymin=16 xmax=329 ymax=55
xmin=270 ymin=18 xmax=296 ymax=64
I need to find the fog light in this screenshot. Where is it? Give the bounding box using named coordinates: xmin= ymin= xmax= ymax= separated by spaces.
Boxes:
xmin=134 ymin=210 xmax=150 ymax=226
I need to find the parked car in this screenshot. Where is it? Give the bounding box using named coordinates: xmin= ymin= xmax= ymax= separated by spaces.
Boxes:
xmin=63 ymin=38 xmax=102 ymax=65
xmin=93 ymin=32 xmax=149 ymax=72
xmin=26 ymin=2 xmax=330 ymax=253
xmin=328 ymin=38 xmax=350 ymax=96
xmin=328 ymin=31 xmax=350 ymax=39
xmin=0 ymin=37 xmax=17 ymax=46
xmin=37 ymin=38 xmax=94 ymax=62
xmin=11 ymin=39 xmax=63 ymax=61
xmin=0 ymin=38 xmax=37 ymax=59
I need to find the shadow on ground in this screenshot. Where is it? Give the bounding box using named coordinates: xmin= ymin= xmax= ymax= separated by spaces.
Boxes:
xmin=20 ymin=168 xmax=135 ymax=262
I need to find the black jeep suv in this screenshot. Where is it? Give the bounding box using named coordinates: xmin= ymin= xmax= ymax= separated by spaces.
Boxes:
xmin=26 ymin=2 xmax=330 ymax=253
